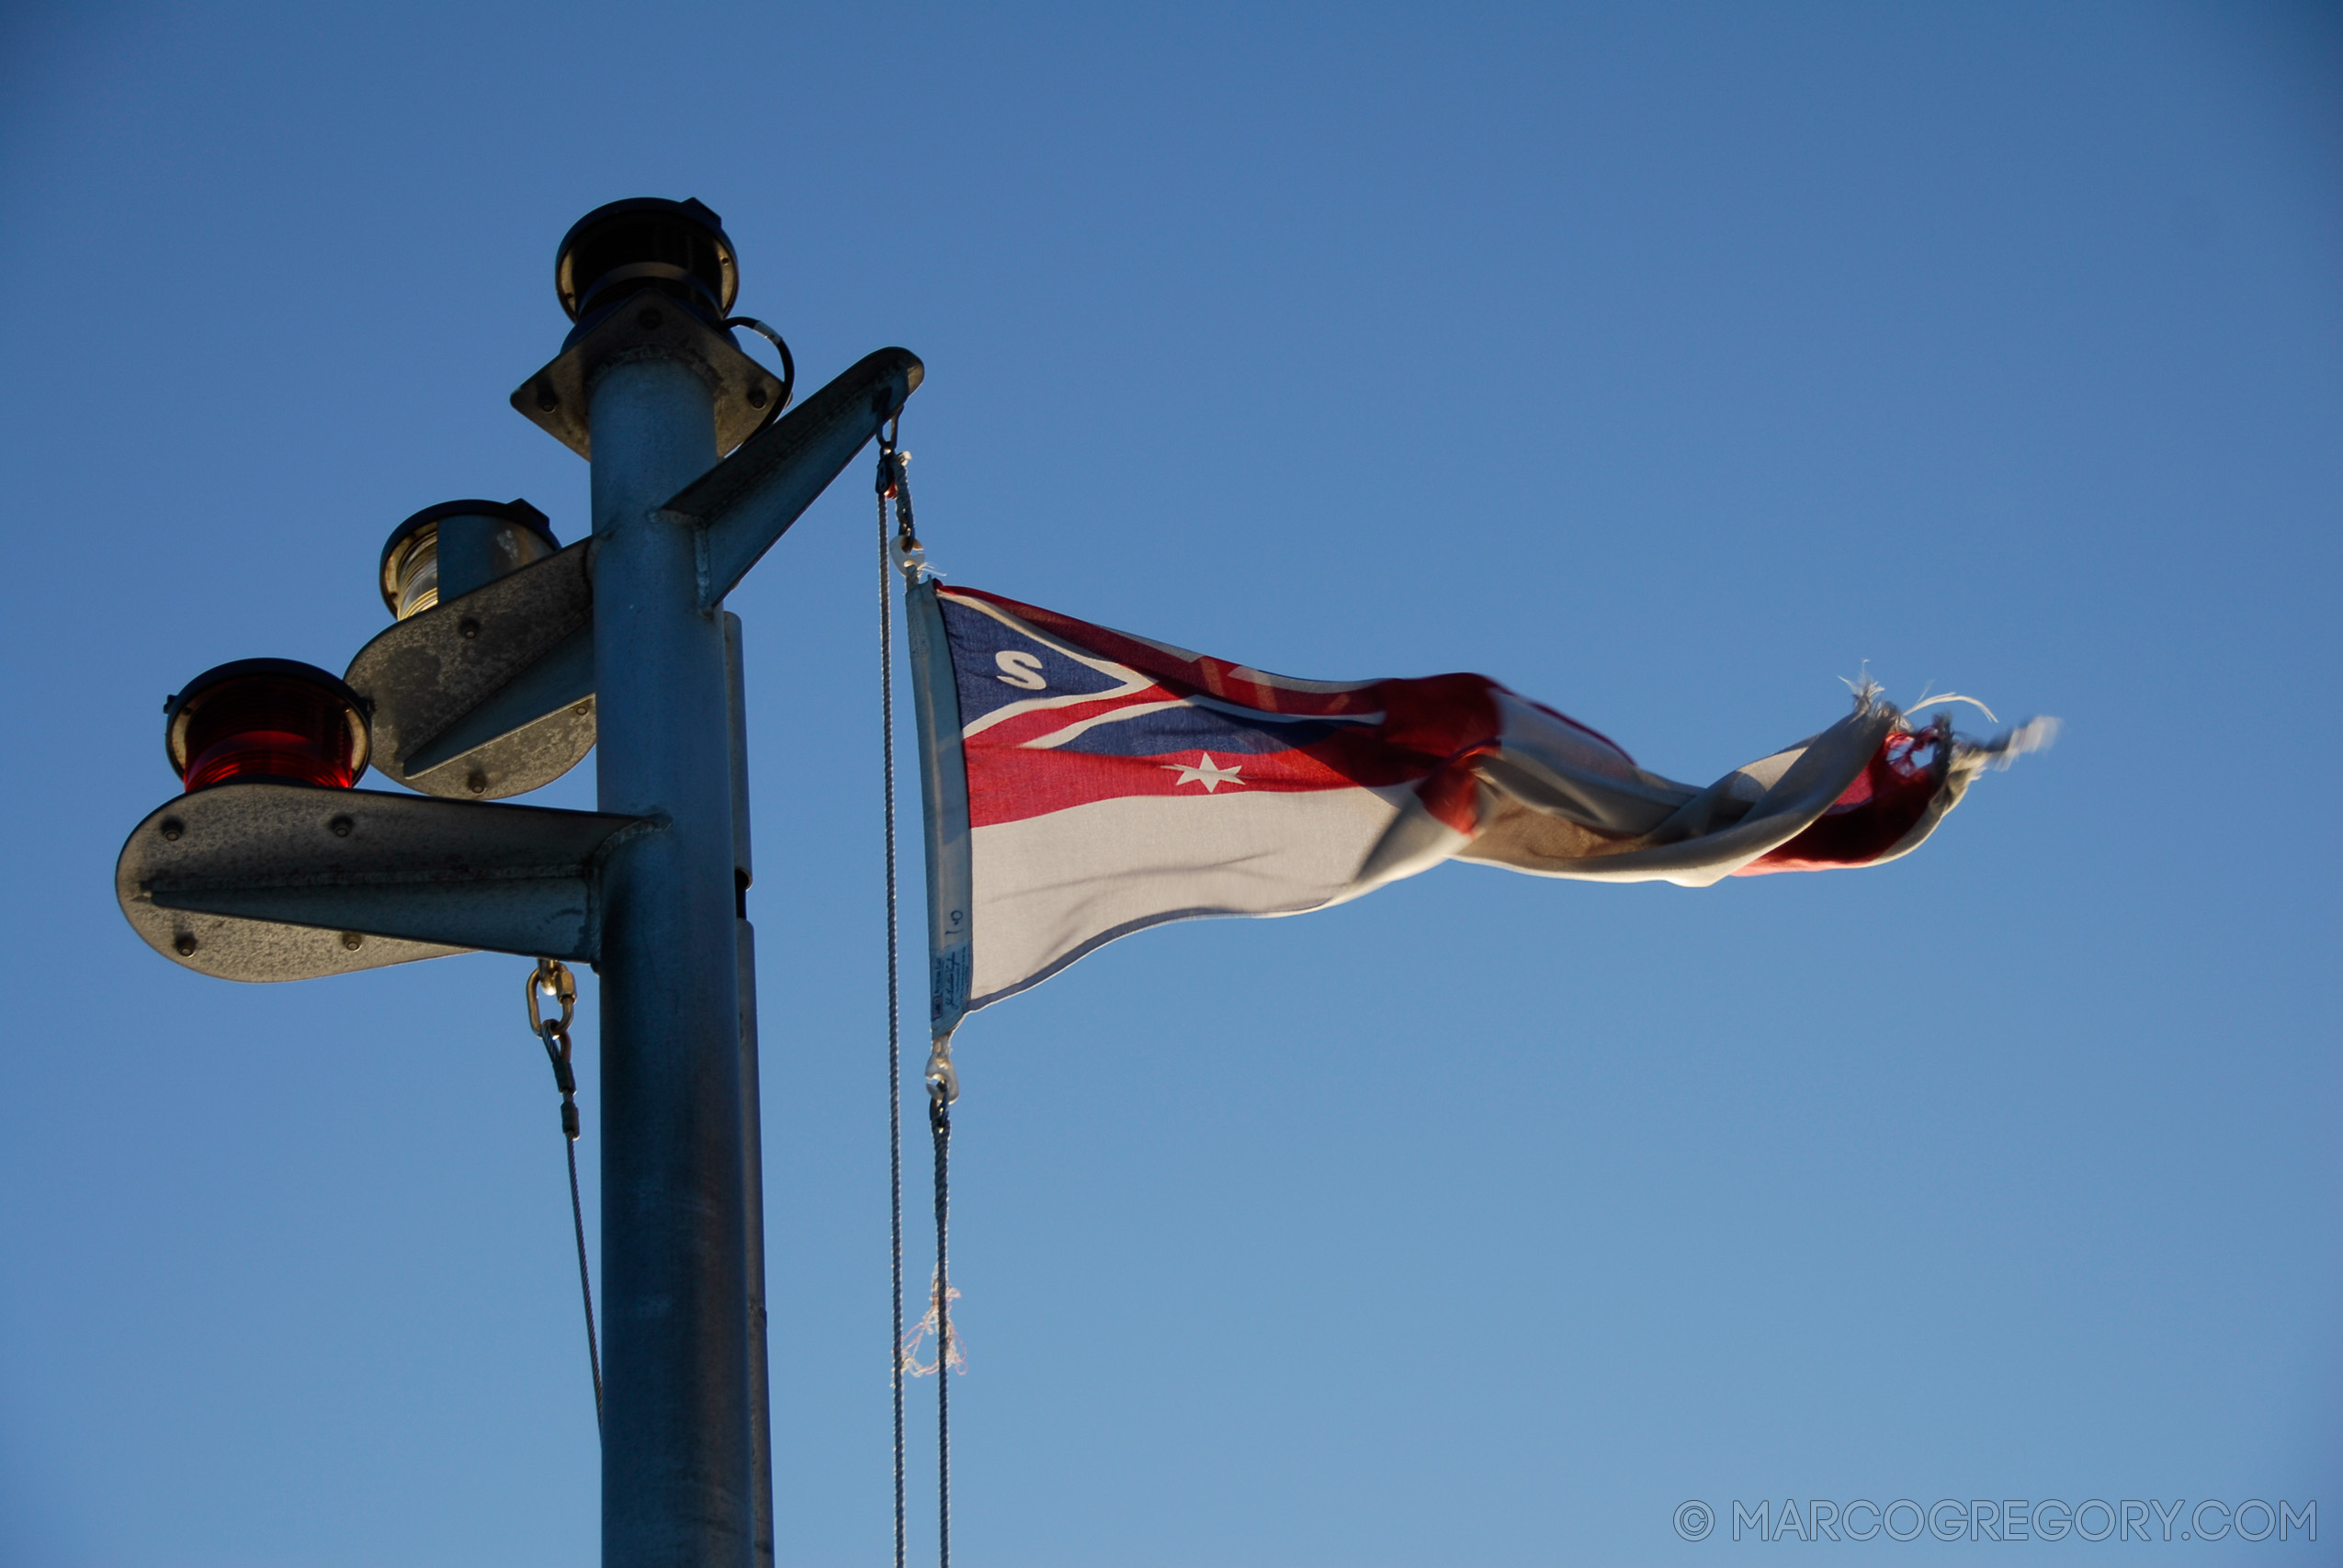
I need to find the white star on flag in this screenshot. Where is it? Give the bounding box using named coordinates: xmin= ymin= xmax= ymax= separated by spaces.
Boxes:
xmin=1161 ymin=752 xmax=1245 ymax=792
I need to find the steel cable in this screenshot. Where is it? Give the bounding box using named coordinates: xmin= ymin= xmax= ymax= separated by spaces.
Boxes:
xmin=931 ymin=1094 xmax=952 ymax=1568
xmin=527 ymin=958 xmax=603 ymax=1437
xmin=565 ymin=1132 xmax=605 ymax=1434
xmin=880 ymin=438 xmax=909 ymax=1568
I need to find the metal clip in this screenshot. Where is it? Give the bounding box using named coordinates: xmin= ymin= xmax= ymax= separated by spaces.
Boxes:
xmin=923 ymin=1035 xmax=959 ymax=1104
xmin=888 ymin=449 xmax=916 ymax=540
xmin=875 ymin=413 xmax=901 ymax=494
xmin=527 ymin=956 xmax=576 ymax=1040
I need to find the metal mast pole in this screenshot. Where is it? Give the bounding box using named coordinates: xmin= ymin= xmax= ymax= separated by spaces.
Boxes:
xmin=119 ymin=195 xmax=922 ymax=1568
xmin=727 ymin=611 xmax=776 ymax=1568
xmin=590 ymin=351 xmax=753 ymax=1565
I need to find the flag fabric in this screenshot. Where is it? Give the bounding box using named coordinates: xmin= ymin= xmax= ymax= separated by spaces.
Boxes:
xmin=905 ymin=579 xmax=2049 ymax=1045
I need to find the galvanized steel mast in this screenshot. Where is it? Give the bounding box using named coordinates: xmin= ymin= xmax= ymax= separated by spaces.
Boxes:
xmin=589 ymin=345 xmax=753 ymax=1563
xmin=117 ymin=195 xmax=922 ymax=1566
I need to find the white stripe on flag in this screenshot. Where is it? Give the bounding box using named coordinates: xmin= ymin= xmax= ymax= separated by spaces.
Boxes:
xmin=968 ymin=784 xmax=1414 ymax=1005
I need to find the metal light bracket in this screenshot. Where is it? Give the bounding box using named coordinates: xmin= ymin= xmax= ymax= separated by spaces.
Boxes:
xmin=345 ymin=538 xmax=595 ymax=799
xmin=661 ymin=346 xmax=924 ymax=608
xmin=347 ymin=347 xmax=921 ymax=807
xmin=117 ymin=782 xmax=651 ymax=982
xmin=512 ymin=288 xmax=784 ymax=460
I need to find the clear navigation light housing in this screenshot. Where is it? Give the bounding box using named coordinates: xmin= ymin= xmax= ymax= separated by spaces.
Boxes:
xmin=379 ymin=499 xmax=558 ymax=620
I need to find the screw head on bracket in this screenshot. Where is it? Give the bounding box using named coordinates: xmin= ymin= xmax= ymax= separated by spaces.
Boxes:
xmin=555 ymin=197 xmax=738 ymax=338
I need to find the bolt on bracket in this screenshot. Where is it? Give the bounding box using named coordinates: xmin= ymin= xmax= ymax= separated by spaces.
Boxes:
xmin=511 ymin=288 xmax=785 ymax=461
xmin=344 ymin=538 xmax=596 ymax=800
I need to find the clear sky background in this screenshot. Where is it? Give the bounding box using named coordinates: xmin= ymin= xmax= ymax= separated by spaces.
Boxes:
xmin=1 ymin=3 xmax=2337 ymax=1563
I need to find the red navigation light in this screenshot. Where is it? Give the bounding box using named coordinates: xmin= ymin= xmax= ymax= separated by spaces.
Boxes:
xmin=164 ymin=660 xmax=371 ymax=792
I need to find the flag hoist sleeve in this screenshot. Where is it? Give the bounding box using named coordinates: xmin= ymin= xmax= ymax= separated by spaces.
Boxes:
xmin=906 ymin=578 xmax=975 ymax=1044
xmin=905 ymin=581 xmax=2053 ymax=1025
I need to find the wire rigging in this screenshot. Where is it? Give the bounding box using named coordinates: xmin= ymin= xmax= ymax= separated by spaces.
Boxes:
xmin=879 ymin=423 xmax=910 ymax=1568
xmin=527 ymin=957 xmax=604 ymax=1436
xmin=722 ymin=316 xmax=797 ymax=442
xmin=882 ymin=421 xmax=957 ymax=1568
xmin=929 ymin=1090 xmax=953 ymax=1568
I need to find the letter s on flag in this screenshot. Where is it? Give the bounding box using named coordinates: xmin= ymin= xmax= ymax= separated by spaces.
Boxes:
xmin=994 ymin=650 xmax=1047 ymax=689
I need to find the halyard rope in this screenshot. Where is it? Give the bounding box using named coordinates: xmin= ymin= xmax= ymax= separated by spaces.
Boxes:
xmin=882 ymin=414 xmax=954 ymax=1568
xmin=929 ymin=1090 xmax=952 ymax=1568
xmin=879 ymin=424 xmax=909 ymax=1568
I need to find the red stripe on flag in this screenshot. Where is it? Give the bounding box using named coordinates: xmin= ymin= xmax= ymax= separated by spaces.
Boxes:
xmin=946 ymin=587 xmax=1522 ymax=837
xmin=1733 ymin=728 xmax=1946 ymax=874
xmin=965 ymin=744 xmax=1374 ymax=826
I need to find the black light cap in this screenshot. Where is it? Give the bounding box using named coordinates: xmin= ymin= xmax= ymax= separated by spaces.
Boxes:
xmin=555 ymin=197 xmax=739 ymax=327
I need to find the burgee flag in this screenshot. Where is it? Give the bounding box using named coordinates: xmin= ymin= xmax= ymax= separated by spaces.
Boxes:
xmin=906 ymin=580 xmax=2049 ymax=1048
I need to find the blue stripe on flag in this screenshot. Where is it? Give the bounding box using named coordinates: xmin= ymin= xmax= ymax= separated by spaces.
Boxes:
xmin=1038 ymin=701 xmax=1359 ymax=756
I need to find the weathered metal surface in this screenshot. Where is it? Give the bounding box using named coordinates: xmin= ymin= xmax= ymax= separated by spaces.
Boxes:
xmin=511 ymin=288 xmax=785 ymax=461
xmin=401 ymin=623 xmax=594 ymax=779
xmin=344 ymin=538 xmax=596 ymax=799
xmin=116 ymin=782 xmax=648 ymax=982
xmin=660 ymin=346 xmax=924 ymax=608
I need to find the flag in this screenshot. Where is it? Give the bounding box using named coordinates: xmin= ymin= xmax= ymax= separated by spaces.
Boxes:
xmin=905 ymin=580 xmax=2049 ymax=1046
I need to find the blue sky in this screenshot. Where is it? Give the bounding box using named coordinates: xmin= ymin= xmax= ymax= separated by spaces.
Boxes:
xmin=0 ymin=3 xmax=2337 ymax=1563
